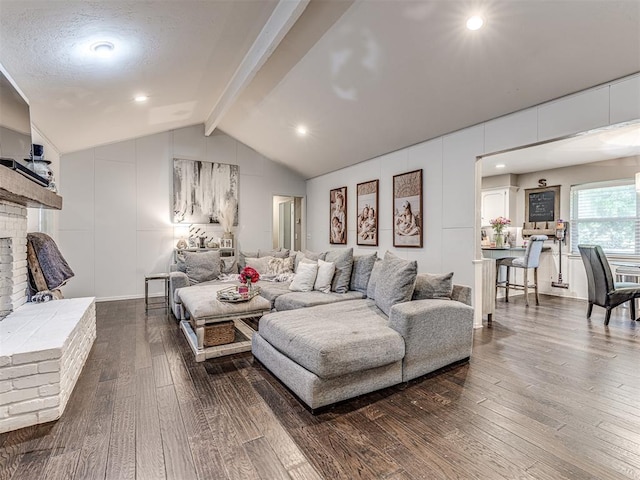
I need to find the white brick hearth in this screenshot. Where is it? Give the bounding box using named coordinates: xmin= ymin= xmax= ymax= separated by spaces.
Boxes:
xmin=0 ymin=202 xmax=28 ymax=319
xmin=0 ymin=297 xmax=96 ymax=433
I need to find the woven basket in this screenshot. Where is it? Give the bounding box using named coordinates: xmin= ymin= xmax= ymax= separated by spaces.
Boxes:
xmin=203 ymin=321 xmax=235 ymax=347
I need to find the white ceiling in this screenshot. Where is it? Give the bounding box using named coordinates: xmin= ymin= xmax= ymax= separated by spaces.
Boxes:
xmin=0 ymin=1 xmax=639 ymax=179
xmin=481 ymin=122 xmax=640 ymax=177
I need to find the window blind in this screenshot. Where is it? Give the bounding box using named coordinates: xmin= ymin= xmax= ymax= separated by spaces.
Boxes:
xmin=570 ymin=179 xmax=640 ymax=255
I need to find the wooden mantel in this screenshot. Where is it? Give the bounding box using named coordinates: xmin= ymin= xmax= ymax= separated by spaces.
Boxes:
xmin=0 ymin=166 xmax=62 ymax=210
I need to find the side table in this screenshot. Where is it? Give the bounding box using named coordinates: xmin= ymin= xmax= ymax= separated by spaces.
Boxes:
xmin=145 ymin=273 xmax=169 ymax=311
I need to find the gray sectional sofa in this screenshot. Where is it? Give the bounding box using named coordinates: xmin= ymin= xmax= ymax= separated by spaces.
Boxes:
xmin=169 ymin=247 xmax=474 ymax=410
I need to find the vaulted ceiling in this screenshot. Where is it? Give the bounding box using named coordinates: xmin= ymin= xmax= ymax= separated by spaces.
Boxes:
xmin=0 ymin=0 xmax=639 ymax=179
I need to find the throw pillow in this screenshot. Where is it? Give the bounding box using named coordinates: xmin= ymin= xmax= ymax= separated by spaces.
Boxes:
xmin=258 ymin=248 xmax=290 ymax=258
xmin=366 ymin=258 xmax=383 ymax=299
xmin=238 ymin=250 xmax=258 ymax=271
xmin=175 ymin=252 xmax=187 ymax=273
xmin=220 ymin=256 xmax=238 ymax=275
xmin=245 ymin=256 xmax=272 ymax=275
xmin=266 ymin=256 xmax=294 ymax=275
xmin=325 ymin=247 xmax=354 ymax=293
xmin=184 ymin=250 xmax=221 ymax=284
xmin=314 ymin=259 xmax=336 ymax=293
xmin=303 ymin=249 xmax=327 ymax=261
xmin=246 ymin=256 xmax=295 ymax=275
xmin=350 ymin=252 xmax=377 ymax=293
xmin=412 ymin=272 xmax=454 ymax=300
xmin=291 ymin=250 xmax=303 ymax=271
xmin=374 ymin=251 xmax=417 ymax=316
xmin=289 ymin=262 xmax=318 ymax=292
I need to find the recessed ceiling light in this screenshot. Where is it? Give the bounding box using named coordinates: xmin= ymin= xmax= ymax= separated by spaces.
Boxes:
xmin=466 ymin=16 xmax=484 ymax=31
xmin=134 ymin=95 xmax=148 ymax=103
xmin=296 ymin=125 xmax=308 ymax=136
xmin=495 ymin=164 xmax=506 ymax=169
xmin=90 ymin=41 xmax=115 ymax=57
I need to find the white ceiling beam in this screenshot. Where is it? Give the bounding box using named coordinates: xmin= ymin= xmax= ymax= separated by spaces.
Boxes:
xmin=204 ymin=0 xmax=309 ymax=136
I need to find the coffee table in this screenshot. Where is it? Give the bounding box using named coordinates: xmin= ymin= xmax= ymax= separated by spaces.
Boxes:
xmin=178 ymin=284 xmax=271 ymax=362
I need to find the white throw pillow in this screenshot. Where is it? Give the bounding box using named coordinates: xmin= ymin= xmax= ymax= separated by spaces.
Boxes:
xmin=314 ymin=259 xmax=335 ymax=293
xmin=289 ymin=262 xmax=319 ymax=292
xmin=245 ymin=256 xmax=271 ymax=275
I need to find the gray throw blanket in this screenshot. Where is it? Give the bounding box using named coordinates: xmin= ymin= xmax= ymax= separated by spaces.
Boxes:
xmin=27 ymin=233 xmax=74 ymax=293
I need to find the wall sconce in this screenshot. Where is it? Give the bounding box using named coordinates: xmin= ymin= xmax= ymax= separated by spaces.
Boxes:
xmin=636 ymin=173 xmax=640 ymax=192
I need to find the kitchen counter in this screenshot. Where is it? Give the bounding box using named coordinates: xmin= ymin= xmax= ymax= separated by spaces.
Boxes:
xmin=482 ymin=246 xmax=551 ymax=259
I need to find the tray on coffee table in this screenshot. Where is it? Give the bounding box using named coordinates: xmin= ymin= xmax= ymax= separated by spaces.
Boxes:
xmin=217 ymin=285 xmax=261 ymax=302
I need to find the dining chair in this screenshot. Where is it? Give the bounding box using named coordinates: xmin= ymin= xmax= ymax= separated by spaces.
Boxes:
xmin=578 ymin=244 xmax=640 ymax=325
xmin=495 ymin=235 xmax=548 ymax=306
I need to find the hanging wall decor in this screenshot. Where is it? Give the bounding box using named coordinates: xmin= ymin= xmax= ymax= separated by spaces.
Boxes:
xmin=329 ymin=186 xmax=347 ymax=244
xmin=357 ymin=179 xmax=379 ymax=246
xmin=393 ymin=169 xmax=423 ymax=248
xmin=172 ymin=158 xmax=239 ymax=224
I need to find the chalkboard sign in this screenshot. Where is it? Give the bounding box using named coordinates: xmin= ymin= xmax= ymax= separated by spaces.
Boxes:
xmin=525 ymin=186 xmax=560 ymax=223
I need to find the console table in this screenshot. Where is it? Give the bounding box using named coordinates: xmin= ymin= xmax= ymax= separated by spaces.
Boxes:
xmin=174 ymin=247 xmax=235 ymax=260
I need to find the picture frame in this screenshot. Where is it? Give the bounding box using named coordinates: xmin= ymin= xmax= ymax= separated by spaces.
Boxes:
xmin=329 ymin=186 xmax=347 ymax=244
xmin=393 ymin=169 xmax=423 ymax=248
xmin=357 ymin=179 xmax=379 ymax=246
xmin=172 ymin=158 xmax=239 ymax=224
xmin=525 ymin=185 xmax=560 ymax=224
xmin=220 ymin=238 xmax=233 ymax=249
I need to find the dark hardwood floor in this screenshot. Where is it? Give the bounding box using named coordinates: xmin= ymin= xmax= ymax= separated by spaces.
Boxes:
xmin=1 ymin=294 xmax=639 ymax=479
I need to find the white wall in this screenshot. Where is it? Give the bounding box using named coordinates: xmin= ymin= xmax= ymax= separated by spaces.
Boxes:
xmin=27 ymin=126 xmax=60 ymax=239
xmin=306 ymin=128 xmax=480 ymax=290
xmin=58 ymin=124 xmax=306 ymax=300
xmin=307 ymin=73 xmax=640 ymax=327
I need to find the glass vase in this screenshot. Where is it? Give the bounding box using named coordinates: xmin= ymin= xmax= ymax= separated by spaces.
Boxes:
xmin=495 ymin=232 xmax=504 ymax=248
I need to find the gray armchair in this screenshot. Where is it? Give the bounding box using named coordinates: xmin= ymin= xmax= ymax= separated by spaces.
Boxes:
xmin=578 ymin=244 xmax=640 ymax=325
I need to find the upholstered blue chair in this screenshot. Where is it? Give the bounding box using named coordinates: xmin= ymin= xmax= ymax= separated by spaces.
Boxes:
xmin=496 ymin=235 xmax=548 ymax=306
xmin=578 ymin=244 xmax=640 ymax=325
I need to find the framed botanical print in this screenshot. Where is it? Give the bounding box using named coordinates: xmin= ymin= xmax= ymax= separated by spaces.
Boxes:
xmin=357 ymin=179 xmax=379 ymax=246
xmin=329 ymin=186 xmax=347 ymax=244
xmin=393 ymin=169 xmax=423 ymax=248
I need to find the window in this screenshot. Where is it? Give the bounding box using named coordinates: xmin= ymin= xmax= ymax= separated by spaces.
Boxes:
xmin=570 ymin=179 xmax=639 ymax=255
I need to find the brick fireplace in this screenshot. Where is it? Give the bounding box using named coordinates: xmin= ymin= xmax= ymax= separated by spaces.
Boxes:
xmin=0 ymin=168 xmax=96 ymax=433
xmin=0 ymin=203 xmax=28 ymax=319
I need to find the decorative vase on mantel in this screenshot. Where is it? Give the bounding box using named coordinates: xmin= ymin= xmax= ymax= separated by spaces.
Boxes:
xmin=494 ymin=233 xmax=504 ymax=248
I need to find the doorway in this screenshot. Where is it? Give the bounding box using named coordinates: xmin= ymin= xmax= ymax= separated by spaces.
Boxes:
xmin=272 ymin=195 xmax=304 ymax=251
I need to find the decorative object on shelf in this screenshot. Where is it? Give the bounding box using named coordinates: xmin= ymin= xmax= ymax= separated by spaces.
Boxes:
xmin=176 ymin=237 xmax=188 ymax=249
xmin=25 ymin=144 xmax=57 ymax=192
xmin=393 ymin=169 xmax=423 ymax=247
xmin=329 ymin=186 xmax=347 ymax=244
xmin=172 ymin=158 xmax=239 ymax=224
xmin=27 ymin=159 xmax=52 ymax=180
xmin=218 ymin=197 xmax=236 ymax=248
xmin=490 ymin=216 xmax=511 ymax=248
xmin=357 ymin=179 xmax=378 ymax=246
xmin=206 ymin=239 xmax=218 ymax=248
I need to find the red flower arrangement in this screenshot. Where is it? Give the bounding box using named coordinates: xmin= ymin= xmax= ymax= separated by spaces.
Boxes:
xmin=239 ymin=266 xmax=260 ymax=285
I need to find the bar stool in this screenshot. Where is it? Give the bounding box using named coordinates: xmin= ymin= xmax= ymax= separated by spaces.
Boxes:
xmin=496 ymin=235 xmax=548 ymax=306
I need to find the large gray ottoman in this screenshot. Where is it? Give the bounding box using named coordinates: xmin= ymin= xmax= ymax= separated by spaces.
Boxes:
xmin=252 ymin=300 xmax=405 ymax=409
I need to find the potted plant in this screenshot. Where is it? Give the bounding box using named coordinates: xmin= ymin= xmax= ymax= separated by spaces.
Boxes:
xmin=490 ymin=216 xmax=511 ymax=248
